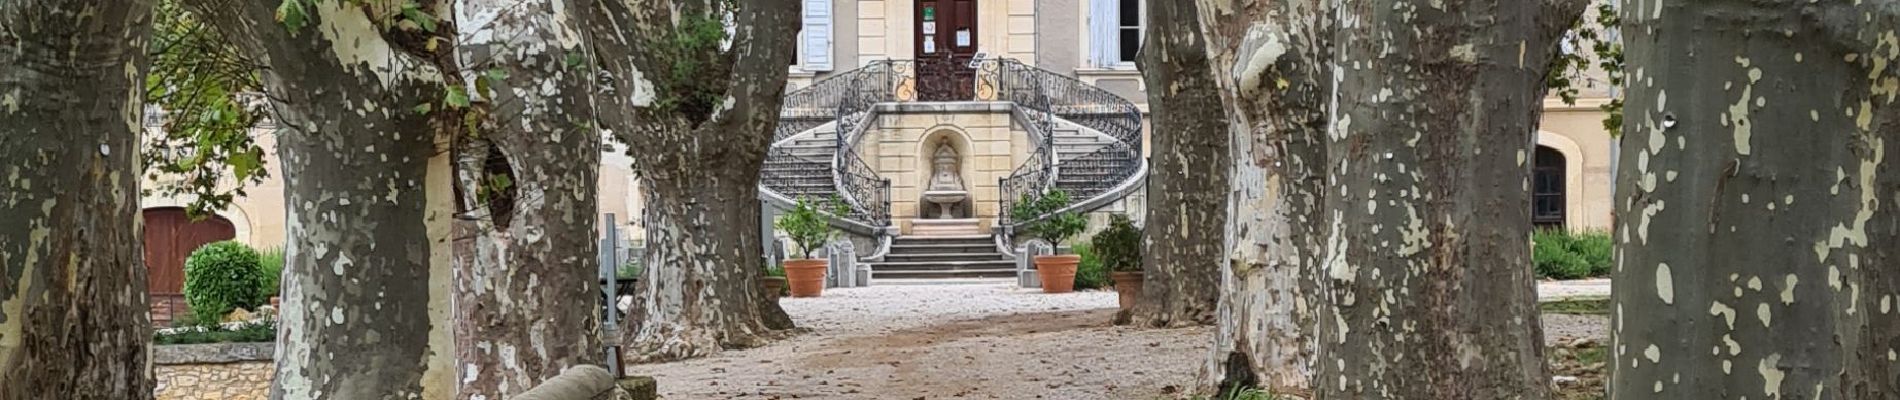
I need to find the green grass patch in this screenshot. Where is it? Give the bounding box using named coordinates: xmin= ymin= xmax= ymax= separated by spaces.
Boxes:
xmin=1533 ymin=229 xmax=1612 ymax=280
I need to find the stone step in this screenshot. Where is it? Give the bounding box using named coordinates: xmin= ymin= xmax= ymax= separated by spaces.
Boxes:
xmin=869 ymin=277 xmax=1017 ymax=286
xmin=883 ymin=252 xmax=1010 ymax=263
xmin=872 ymin=269 xmax=1018 ymax=280
xmin=909 ymin=219 xmax=984 ymax=236
xmin=886 ymin=243 xmax=997 ymax=254
xmin=871 ymin=260 xmax=1016 ymax=270
xmin=778 ymin=142 xmax=835 ymax=151
xmin=891 ymin=235 xmax=994 ymax=246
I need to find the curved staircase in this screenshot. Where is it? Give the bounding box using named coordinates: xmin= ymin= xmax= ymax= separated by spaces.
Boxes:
xmin=760 ymin=58 xmax=1146 ymax=284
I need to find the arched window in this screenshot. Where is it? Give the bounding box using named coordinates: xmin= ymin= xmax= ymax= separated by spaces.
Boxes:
xmin=1532 ymin=146 xmax=1566 ymax=229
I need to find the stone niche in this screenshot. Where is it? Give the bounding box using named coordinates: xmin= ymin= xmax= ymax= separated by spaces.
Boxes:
xmin=918 ymin=135 xmax=974 ymax=219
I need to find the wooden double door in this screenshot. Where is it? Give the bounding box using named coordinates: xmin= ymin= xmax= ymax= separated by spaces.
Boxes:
xmin=915 ymin=0 xmax=979 ymax=101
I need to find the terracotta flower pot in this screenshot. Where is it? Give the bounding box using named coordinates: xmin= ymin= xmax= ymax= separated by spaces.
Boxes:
xmin=761 ymin=276 xmax=788 ymax=301
xmin=783 ymin=259 xmax=829 ymax=298
xmin=1111 ymin=271 xmax=1144 ymax=311
xmin=1034 ymin=255 xmax=1081 ymax=294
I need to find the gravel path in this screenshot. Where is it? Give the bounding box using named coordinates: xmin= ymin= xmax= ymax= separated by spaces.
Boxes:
xmin=625 ymin=282 xmax=1609 ymax=399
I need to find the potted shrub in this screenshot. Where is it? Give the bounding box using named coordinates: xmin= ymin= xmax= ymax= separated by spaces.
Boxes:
xmin=775 ymin=197 xmax=846 ymax=297
xmin=761 ymin=263 xmax=788 ymax=301
xmin=1093 ymin=214 xmax=1143 ymax=310
xmin=1011 ymin=190 xmax=1088 ymax=293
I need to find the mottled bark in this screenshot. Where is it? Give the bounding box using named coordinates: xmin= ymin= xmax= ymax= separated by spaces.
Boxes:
xmin=1190 ymin=0 xmax=1331 ymax=394
xmin=0 ymin=2 xmax=157 ymax=398
xmin=578 ymin=0 xmax=800 ymax=362
xmin=1129 ymin=0 xmax=1228 ymax=329
xmin=188 ymin=1 xmax=458 ymax=398
xmin=1312 ymin=0 xmax=1584 ymax=398
xmin=450 ymin=1 xmax=604 ymax=397
xmin=1611 ymin=0 xmax=1900 ymax=397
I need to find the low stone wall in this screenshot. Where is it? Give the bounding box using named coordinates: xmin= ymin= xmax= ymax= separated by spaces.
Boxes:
xmin=153 ymin=342 xmax=274 ymax=400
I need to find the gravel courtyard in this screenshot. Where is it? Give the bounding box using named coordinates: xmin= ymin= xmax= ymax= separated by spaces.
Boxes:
xmin=625 ymin=282 xmax=1610 ymax=399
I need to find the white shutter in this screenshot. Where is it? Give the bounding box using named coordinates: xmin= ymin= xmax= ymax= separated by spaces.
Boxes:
xmin=802 ymin=0 xmax=834 ymax=71
xmin=1088 ymin=0 xmax=1120 ymax=67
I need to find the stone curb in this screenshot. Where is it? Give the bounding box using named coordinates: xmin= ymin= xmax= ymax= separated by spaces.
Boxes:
xmin=153 ymin=342 xmax=275 ymax=365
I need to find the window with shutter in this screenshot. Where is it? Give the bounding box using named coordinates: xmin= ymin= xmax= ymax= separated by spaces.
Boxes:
xmin=1088 ymin=0 xmax=1142 ymax=68
xmin=802 ymin=0 xmax=833 ymax=71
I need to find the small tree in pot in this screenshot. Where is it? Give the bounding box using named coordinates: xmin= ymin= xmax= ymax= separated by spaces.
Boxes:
xmin=1093 ymin=214 xmax=1143 ymax=312
xmin=775 ymin=196 xmax=848 ymax=297
xmin=1011 ymin=190 xmax=1089 ymax=293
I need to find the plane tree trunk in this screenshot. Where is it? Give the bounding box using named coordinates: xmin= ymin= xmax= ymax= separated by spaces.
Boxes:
xmin=1189 ymin=0 xmax=1331 ymax=395
xmin=0 ymin=2 xmax=158 ymax=398
xmin=449 ymin=0 xmax=604 ymax=397
xmin=190 ymin=1 xmax=459 ymax=398
xmin=578 ymin=0 xmax=801 ymax=363
xmin=1312 ymin=0 xmax=1585 ymax=398
xmin=1129 ymin=0 xmax=1228 ymax=329
xmin=1611 ymin=0 xmax=1900 ymax=397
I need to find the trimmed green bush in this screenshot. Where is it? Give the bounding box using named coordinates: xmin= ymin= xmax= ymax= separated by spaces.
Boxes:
xmin=1090 ymin=214 xmax=1142 ymax=272
xmin=1533 ymin=229 xmax=1612 ymax=280
xmin=1070 ymin=243 xmax=1111 ymax=290
xmin=184 ymin=241 xmax=267 ymax=324
xmin=154 ymin=320 xmax=277 ymax=345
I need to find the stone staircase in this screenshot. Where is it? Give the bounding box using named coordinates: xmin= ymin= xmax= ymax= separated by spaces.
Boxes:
xmin=869 ymin=235 xmax=1015 ymax=283
xmin=761 ymin=130 xmax=839 ymax=199
xmin=1050 ymin=127 xmax=1135 ymax=201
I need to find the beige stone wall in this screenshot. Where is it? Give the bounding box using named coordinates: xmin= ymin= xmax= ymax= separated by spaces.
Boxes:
xmin=151 ymin=342 xmax=276 ymax=400
xmin=154 ymin=361 xmax=273 ymax=400
xmin=863 ymin=104 xmax=1024 ymax=233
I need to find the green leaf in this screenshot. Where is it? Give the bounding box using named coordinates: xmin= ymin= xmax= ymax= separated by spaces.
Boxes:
xmin=445 ymin=86 xmax=470 ymax=108
xmin=230 ymin=148 xmax=262 ymax=181
xmin=484 ymin=68 xmax=510 ymax=82
xmin=276 ymin=0 xmax=309 ymax=32
xmin=413 ymin=102 xmax=433 ymax=115
xmin=401 ymin=6 xmax=438 ymax=32
xmin=565 ymin=52 xmax=587 ymax=69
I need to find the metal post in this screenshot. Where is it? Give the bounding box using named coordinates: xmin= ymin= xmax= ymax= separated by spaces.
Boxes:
xmin=598 ymin=213 xmax=621 ymax=377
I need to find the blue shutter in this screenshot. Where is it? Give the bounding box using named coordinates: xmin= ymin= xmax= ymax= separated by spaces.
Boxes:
xmin=1089 ymin=0 xmax=1120 ymax=67
xmin=803 ymin=0 xmax=834 ymax=71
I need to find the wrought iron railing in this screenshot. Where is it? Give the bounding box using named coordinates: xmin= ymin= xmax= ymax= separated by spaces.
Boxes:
xmin=985 ymin=59 xmax=1144 ymax=229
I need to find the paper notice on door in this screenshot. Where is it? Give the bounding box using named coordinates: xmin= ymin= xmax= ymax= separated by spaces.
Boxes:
xmin=955 ymin=29 xmax=971 ymax=47
xmin=923 ymin=22 xmax=936 ymax=35
xmin=924 ymin=40 xmax=936 ymax=53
